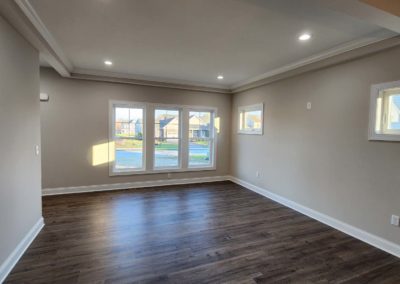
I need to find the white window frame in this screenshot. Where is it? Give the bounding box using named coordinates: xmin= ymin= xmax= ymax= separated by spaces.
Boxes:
xmin=109 ymin=100 xmax=217 ymax=176
xmin=188 ymin=108 xmax=217 ymax=170
xmin=369 ymin=80 xmax=400 ymax=141
xmin=109 ymin=101 xmax=147 ymax=176
xmin=153 ymin=106 xmax=182 ymax=170
xmin=238 ymin=103 xmax=264 ymax=135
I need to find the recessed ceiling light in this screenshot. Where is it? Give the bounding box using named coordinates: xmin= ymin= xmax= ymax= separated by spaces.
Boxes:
xmin=104 ymin=60 xmax=113 ymax=66
xmin=217 ymin=75 xmax=224 ymax=80
xmin=298 ymin=33 xmax=311 ymax=41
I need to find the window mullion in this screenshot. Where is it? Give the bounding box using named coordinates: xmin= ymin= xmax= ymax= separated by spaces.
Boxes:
xmin=181 ymin=108 xmax=189 ymax=169
xmin=146 ymin=104 xmax=154 ymax=171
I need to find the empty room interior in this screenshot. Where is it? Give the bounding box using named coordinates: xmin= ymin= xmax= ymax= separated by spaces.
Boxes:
xmin=1 ymin=0 xmax=400 ymax=283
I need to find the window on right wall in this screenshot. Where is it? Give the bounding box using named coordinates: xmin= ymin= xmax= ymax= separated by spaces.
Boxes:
xmin=238 ymin=103 xmax=264 ymax=135
xmin=369 ymin=80 xmax=400 ymax=141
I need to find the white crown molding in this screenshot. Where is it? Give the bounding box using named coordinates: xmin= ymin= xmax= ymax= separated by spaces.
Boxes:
xmin=0 ymin=217 xmax=44 ymax=283
xmin=71 ymin=34 xmax=400 ymax=94
xmin=71 ymin=69 xmax=231 ymax=94
xmin=42 ymin=175 xmax=230 ymax=196
xmin=1 ymin=0 xmax=399 ymax=94
xmin=231 ymin=30 xmax=399 ymax=93
xmin=229 ymin=176 xmax=400 ymax=259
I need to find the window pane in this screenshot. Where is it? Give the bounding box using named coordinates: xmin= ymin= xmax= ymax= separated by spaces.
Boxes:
xmin=155 ymin=109 xmax=180 ymax=139
xmin=244 ymin=110 xmax=262 ymax=131
xmin=154 ymin=109 xmax=180 ymax=168
xmin=188 ymin=111 xmax=213 ymax=167
xmin=115 ymin=107 xmax=129 ymax=123
xmin=189 ymin=111 xmax=212 ymax=139
xmin=154 ymin=138 xmax=179 ymax=168
xmin=114 ymin=138 xmax=143 ymax=170
xmin=115 ymin=107 xmax=143 ymax=138
xmin=238 ymin=104 xmax=263 ymax=134
xmin=189 ymin=139 xmax=211 ymax=167
xmin=388 ymin=94 xmax=400 ymax=130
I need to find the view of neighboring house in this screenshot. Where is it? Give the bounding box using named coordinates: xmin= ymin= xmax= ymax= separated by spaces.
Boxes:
xmin=155 ymin=114 xmax=211 ymax=141
xmin=189 ymin=115 xmax=210 ymax=139
xmin=116 ymin=119 xmax=143 ymax=138
xmin=4 ymin=1 xmax=400 ymax=283
xmin=157 ymin=116 xmax=179 ymax=139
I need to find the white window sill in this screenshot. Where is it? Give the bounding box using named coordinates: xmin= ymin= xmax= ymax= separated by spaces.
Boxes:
xmin=238 ymin=130 xmax=263 ymax=135
xmin=368 ymin=132 xmax=400 ymax=142
xmin=110 ymin=166 xmax=216 ymax=176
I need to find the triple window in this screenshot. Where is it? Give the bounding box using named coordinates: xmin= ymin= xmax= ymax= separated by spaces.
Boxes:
xmin=110 ymin=101 xmax=216 ymax=175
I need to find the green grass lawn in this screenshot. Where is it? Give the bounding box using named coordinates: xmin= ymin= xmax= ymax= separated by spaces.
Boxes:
xmin=115 ymin=139 xmax=143 ymax=149
xmin=189 ymin=154 xmax=209 ymax=161
xmin=189 ymin=139 xmax=209 ymax=146
xmin=154 ymin=142 xmax=178 ymax=150
xmin=115 ymin=139 xmax=209 ymax=152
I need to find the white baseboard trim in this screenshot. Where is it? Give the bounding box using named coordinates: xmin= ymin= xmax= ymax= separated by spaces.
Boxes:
xmin=228 ymin=176 xmax=400 ymax=259
xmin=41 ymin=175 xmax=400 ymax=258
xmin=0 ymin=217 xmax=44 ymax=283
xmin=42 ymin=175 xmax=230 ymax=196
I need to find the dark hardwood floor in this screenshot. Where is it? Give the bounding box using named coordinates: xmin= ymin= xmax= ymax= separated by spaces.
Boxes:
xmin=5 ymin=181 xmax=400 ymax=283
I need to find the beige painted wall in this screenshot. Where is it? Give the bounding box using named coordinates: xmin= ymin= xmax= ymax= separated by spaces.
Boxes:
xmin=231 ymin=46 xmax=400 ymax=245
xmin=0 ymin=16 xmax=42 ymax=264
xmin=40 ymin=68 xmax=231 ymax=188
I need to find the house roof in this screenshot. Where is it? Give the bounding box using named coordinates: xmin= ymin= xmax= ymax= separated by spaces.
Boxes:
xmin=159 ymin=117 xmax=175 ymax=128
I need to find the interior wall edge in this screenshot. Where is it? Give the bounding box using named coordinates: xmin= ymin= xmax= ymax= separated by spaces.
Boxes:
xmin=0 ymin=217 xmax=44 ymax=283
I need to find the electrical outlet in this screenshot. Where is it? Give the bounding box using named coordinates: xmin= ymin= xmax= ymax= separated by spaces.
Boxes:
xmin=256 ymin=171 xmax=260 ymax=178
xmin=391 ymin=215 xmax=400 ymax=226
xmin=35 ymin=145 xmax=40 ymax=156
xmin=306 ymin=102 xmax=312 ymax=110
xmin=167 ymin=173 xmax=172 ymax=179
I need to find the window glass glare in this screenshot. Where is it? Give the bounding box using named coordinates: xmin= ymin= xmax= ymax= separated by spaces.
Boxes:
xmin=114 ymin=107 xmax=144 ymax=170
xmin=244 ymin=110 xmax=262 ymax=131
xmin=115 ymin=107 xmax=129 ymax=122
xmin=387 ymin=94 xmax=400 ymax=130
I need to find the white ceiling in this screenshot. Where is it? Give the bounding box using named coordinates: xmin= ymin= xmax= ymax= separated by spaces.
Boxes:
xmin=30 ymin=0 xmax=395 ymax=88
